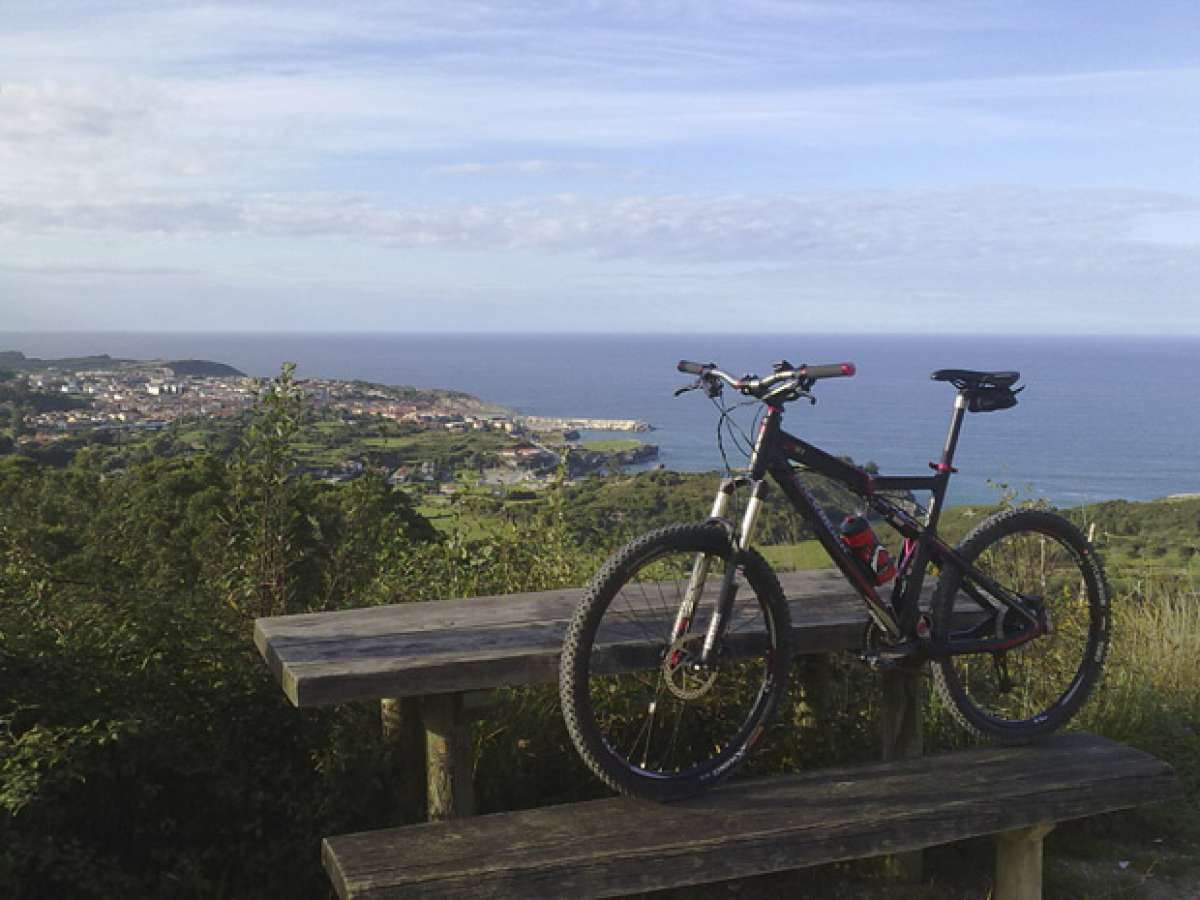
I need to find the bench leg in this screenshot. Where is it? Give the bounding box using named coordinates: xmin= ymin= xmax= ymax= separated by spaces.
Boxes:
xmin=799 ymin=655 xmax=833 ymax=725
xmin=423 ymin=693 xmax=476 ymax=821
xmin=880 ymin=666 xmax=924 ymax=881
xmin=381 ymin=697 xmax=426 ymax=822
xmin=994 ymin=823 xmax=1054 ymax=900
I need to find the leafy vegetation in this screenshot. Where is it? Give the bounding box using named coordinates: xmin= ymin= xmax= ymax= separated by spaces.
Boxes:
xmin=0 ymin=381 xmax=91 ymax=417
xmin=554 ymin=466 xmax=886 ymax=550
xmin=1 ymin=369 xmax=1197 ymax=897
xmin=0 ymin=368 xmax=573 ymax=898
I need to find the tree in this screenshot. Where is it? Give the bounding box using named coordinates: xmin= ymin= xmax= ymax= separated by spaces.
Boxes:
xmin=220 ymin=363 xmax=310 ymax=618
xmin=9 ymin=403 xmax=28 ymax=437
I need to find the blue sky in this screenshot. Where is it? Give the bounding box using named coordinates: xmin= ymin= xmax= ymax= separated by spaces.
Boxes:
xmin=2 ymin=1 xmax=1198 ymax=333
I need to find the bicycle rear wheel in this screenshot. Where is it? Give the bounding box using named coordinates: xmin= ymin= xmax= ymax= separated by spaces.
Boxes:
xmin=932 ymin=508 xmax=1110 ymax=742
xmin=559 ymin=523 xmax=791 ymax=801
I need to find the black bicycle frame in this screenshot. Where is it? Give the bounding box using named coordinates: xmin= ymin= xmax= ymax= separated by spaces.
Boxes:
xmin=721 ymin=393 xmax=1045 ymax=659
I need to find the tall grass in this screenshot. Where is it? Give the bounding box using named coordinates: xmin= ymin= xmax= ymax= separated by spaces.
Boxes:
xmin=475 ymin=543 xmax=1200 ymax=811
xmin=1079 ymin=589 xmax=1200 ymax=801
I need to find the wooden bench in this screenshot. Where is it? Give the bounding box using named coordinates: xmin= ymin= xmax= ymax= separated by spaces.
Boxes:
xmin=253 ymin=569 xmax=927 ymax=822
xmin=321 ymin=732 xmax=1178 ymax=900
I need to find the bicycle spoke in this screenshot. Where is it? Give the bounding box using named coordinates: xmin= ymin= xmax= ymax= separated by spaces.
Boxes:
xmin=935 ymin=510 xmax=1106 ymax=737
xmin=564 ymin=525 xmax=788 ymax=794
xmin=664 ymin=696 xmax=689 ymax=771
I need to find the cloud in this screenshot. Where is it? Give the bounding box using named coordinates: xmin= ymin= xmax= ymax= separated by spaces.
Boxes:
xmin=0 ymin=262 xmax=197 ymax=278
xmin=6 ymin=184 xmax=1198 ymax=332
xmin=3 ymin=2 xmax=1199 ymax=333
xmin=4 ymin=1 xmax=1199 ymax=212
xmin=1 ymin=2 xmax=1003 ymax=79
xmin=6 ymin=186 xmax=1199 ymax=261
xmin=427 ymin=160 xmax=627 ymax=178
xmin=0 ymin=79 xmax=160 ymax=145
xmin=6 ymin=185 xmax=1200 ymax=331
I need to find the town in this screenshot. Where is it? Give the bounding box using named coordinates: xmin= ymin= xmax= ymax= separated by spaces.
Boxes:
xmin=2 ymin=354 xmax=658 ymax=485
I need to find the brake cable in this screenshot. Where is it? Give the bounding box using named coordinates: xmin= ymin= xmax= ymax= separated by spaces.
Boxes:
xmin=709 ymin=390 xmax=758 ymax=477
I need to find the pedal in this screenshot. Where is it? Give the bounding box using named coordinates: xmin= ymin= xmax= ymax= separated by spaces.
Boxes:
xmin=859 ymin=651 xmax=899 ymax=672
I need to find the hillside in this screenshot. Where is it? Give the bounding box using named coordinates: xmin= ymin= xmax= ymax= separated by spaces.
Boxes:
xmin=164 ymin=359 xmax=246 ymax=377
xmin=0 ymin=350 xmax=247 ymax=378
xmin=0 ymin=350 xmax=135 ymax=372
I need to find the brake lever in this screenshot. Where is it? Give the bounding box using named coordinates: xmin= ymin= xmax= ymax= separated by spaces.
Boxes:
xmin=674 ymin=377 xmax=723 ymax=398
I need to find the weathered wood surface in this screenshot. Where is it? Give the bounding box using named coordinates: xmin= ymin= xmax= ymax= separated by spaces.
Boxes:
xmin=995 ymin=823 xmax=1055 ymax=900
xmin=422 ymin=693 xmax=475 ymax=821
xmin=255 ymin=569 xmax=924 ymax=707
xmin=321 ymin=732 xmax=1178 ymax=900
xmin=879 ymin=665 xmax=926 ymax=881
xmin=380 ymin=697 xmax=425 ymax=821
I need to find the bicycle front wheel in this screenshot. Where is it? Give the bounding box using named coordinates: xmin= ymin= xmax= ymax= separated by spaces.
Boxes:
xmin=559 ymin=523 xmax=792 ymax=801
xmin=932 ymin=508 xmax=1110 ymax=743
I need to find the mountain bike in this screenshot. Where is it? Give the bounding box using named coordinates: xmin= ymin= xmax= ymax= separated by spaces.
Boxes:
xmin=559 ymin=358 xmax=1110 ymax=801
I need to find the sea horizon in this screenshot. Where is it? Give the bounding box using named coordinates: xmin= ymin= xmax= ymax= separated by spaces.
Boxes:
xmin=3 ymin=330 xmax=1199 ymax=509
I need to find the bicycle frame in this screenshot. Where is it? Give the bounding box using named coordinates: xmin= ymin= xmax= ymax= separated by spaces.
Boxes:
xmin=689 ymin=392 xmax=1046 ymax=664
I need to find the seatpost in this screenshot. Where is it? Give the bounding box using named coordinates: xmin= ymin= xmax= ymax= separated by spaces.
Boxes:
xmin=939 ymin=392 xmax=969 ymax=471
xmin=926 ymin=392 xmax=968 ymax=531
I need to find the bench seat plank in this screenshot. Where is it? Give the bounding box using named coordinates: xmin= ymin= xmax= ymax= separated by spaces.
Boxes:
xmin=322 ymin=733 xmax=1177 ymax=900
xmin=255 ymin=570 xmax=892 ymax=707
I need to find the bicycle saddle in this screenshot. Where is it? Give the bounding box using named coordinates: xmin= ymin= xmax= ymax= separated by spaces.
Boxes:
xmin=930 ymin=369 xmax=1020 ymax=390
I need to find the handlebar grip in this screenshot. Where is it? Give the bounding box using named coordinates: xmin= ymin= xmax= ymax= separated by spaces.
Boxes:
xmin=802 ymin=362 xmax=856 ymax=380
xmin=677 ymin=360 xmax=713 ymax=376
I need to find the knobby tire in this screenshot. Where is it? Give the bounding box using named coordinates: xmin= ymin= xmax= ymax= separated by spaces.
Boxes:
xmin=560 ymin=523 xmax=792 ymax=801
xmin=931 ymin=508 xmax=1110 ymax=743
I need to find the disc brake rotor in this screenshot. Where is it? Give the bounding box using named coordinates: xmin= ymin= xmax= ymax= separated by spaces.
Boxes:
xmin=663 ymin=633 xmax=718 ymax=700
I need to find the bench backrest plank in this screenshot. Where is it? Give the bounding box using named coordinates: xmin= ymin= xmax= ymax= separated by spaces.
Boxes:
xmin=322 ymin=732 xmax=1177 ymax=900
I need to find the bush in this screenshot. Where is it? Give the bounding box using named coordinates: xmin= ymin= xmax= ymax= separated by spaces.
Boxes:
xmin=0 ymin=372 xmax=446 ymax=898
xmin=2 ymin=377 xmax=1198 ymax=896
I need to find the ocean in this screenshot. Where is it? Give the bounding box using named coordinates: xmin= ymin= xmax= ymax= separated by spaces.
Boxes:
xmin=3 ymin=331 xmax=1198 ymax=508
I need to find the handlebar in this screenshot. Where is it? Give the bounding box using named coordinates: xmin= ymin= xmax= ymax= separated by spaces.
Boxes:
xmin=803 ymin=362 xmax=856 ymax=380
xmin=676 ymin=358 xmax=855 ymax=401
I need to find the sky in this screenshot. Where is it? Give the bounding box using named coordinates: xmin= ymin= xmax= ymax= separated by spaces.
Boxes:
xmin=2 ymin=0 xmax=1199 ymax=334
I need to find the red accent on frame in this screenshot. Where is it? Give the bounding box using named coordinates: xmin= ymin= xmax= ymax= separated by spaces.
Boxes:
xmin=929 ymin=461 xmax=958 ymax=474
xmin=993 ymin=621 xmax=1042 ymax=651
xmin=840 ymin=363 xmax=856 ymax=376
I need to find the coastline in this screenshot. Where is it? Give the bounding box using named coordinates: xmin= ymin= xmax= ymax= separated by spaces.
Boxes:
xmin=4 ymin=333 xmax=1200 ymax=506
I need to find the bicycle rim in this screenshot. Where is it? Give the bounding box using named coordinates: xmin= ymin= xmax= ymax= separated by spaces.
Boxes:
xmin=576 ymin=533 xmax=784 ymax=789
xmin=939 ymin=520 xmax=1105 ymax=732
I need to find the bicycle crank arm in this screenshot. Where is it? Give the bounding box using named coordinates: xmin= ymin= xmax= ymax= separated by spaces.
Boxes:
xmin=860 ymin=639 xmax=924 ymax=671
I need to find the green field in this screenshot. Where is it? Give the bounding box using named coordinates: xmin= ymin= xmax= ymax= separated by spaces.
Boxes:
xmin=758 ymin=540 xmax=835 ymax=571
xmin=579 ymin=439 xmax=643 ymax=453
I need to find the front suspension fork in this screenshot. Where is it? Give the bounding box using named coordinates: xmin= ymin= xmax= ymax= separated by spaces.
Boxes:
xmin=670 ymin=479 xmax=769 ymax=667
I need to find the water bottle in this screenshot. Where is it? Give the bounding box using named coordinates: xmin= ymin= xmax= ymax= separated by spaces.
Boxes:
xmin=840 ymin=515 xmax=897 ymax=585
